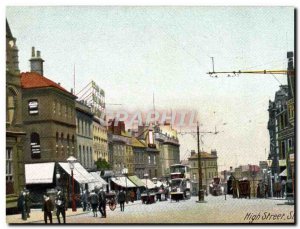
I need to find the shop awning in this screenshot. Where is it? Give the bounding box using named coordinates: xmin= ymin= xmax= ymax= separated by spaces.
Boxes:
xmin=58 ymin=162 xmax=95 ymax=184
xmin=128 ymin=175 xmax=146 ymax=187
xmin=25 ymin=162 xmax=55 ymax=184
xmin=141 ymin=179 xmax=156 ymax=189
xmin=111 ymin=176 xmax=136 ymax=188
xmin=279 ymin=169 xmax=287 ymax=177
xmin=88 ymin=172 xmax=108 ymax=191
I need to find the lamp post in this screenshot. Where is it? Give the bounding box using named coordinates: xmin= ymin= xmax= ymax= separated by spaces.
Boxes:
xmin=267 ymin=160 xmax=273 ymax=198
xmin=67 ymin=156 xmax=77 ymax=212
xmin=56 ymin=163 xmax=61 ymax=188
xmin=144 ymin=173 xmax=149 ymax=189
xmin=122 ymin=167 xmax=128 ymax=191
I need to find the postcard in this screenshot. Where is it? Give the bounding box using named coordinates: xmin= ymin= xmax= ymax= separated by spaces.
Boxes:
xmin=5 ymin=5 xmax=295 ymax=224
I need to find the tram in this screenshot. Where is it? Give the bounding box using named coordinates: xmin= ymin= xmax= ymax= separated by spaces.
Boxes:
xmin=169 ymin=164 xmax=191 ymax=201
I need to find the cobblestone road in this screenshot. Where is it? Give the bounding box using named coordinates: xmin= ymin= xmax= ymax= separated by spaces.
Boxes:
xmin=7 ymin=195 xmax=295 ymax=224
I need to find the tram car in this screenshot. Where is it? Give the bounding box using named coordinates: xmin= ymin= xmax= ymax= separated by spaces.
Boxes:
xmin=169 ymin=164 xmax=191 ymax=201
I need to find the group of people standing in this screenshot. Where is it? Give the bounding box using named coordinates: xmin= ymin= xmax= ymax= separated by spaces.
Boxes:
xmin=88 ymin=187 xmax=107 ymax=218
xmin=42 ymin=188 xmax=67 ymax=224
xmin=17 ymin=188 xmax=31 ymax=221
xmin=81 ymin=188 xmax=130 ymax=215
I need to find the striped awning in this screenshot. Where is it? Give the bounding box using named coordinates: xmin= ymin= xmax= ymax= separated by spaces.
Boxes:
xmin=128 ymin=175 xmax=145 ymax=187
xmin=59 ymin=162 xmax=95 ymax=184
xmin=111 ymin=176 xmax=136 ymax=188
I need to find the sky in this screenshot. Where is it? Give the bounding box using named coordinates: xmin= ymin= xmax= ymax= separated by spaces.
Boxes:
xmin=6 ymin=6 xmax=294 ymax=171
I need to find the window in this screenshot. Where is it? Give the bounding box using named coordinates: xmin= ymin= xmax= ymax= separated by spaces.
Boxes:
xmin=6 ymin=148 xmax=13 ymax=181
xmin=281 ymin=141 xmax=286 ymax=159
xmin=58 ymin=102 xmax=61 ymax=116
xmin=148 ymin=155 xmax=151 ymax=164
xmin=53 ymin=101 xmax=56 ymax=114
xmin=31 ymin=132 xmax=41 ymax=159
xmin=79 ymin=145 xmax=82 ymax=162
xmin=28 ymin=99 xmax=39 ymax=115
xmin=154 ymin=155 xmax=156 ymax=165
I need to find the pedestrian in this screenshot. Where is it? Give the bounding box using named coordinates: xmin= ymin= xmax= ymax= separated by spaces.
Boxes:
xmin=24 ymin=189 xmax=31 ymax=218
xmin=274 ymin=182 xmax=281 ymax=198
xmin=136 ymin=188 xmax=141 ymax=200
xmin=130 ymin=190 xmax=135 ymax=203
xmin=55 ymin=189 xmax=66 ymax=224
xmin=117 ymin=189 xmax=126 ymax=212
xmin=17 ymin=191 xmax=27 ymax=221
xmin=281 ymin=179 xmax=286 ymax=198
xmin=81 ymin=190 xmax=89 ymax=212
xmin=43 ymin=194 xmax=53 ymax=224
xmin=90 ymin=190 xmax=99 ymax=217
xmin=98 ymin=187 xmax=106 ymax=218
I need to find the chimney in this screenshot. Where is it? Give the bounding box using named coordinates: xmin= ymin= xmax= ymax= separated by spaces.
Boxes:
xmin=211 ymin=149 xmax=217 ymax=156
xmin=191 ymin=150 xmax=196 ymax=157
xmin=29 ymin=46 xmax=44 ymax=75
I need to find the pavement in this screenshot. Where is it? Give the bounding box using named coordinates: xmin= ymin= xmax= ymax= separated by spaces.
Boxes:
xmin=6 ymin=200 xmax=141 ymax=224
xmin=6 ymin=196 xmax=295 ymax=224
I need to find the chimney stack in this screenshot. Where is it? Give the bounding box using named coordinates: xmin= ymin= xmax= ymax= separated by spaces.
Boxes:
xmin=29 ymin=46 xmax=44 ymax=75
xmin=191 ymin=150 xmax=196 ymax=157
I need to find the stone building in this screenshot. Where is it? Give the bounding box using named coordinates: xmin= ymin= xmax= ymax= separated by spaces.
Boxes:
xmin=75 ymin=100 xmax=94 ymax=170
xmin=92 ymin=116 xmax=108 ymax=163
xmin=6 ymin=20 xmax=26 ymax=212
xmin=133 ymin=124 xmax=160 ymax=179
xmin=132 ymin=137 xmax=147 ymax=179
xmin=188 ymin=150 xmax=218 ymax=194
xmin=108 ymin=120 xmax=133 ymax=175
xmin=268 ymin=52 xmax=295 ymax=188
xmin=21 ymin=47 xmax=77 ymax=163
xmin=154 ymin=125 xmax=180 ymax=177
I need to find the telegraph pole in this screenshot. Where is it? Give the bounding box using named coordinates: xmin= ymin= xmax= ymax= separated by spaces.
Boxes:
xmin=197 ymin=122 xmax=205 ymax=202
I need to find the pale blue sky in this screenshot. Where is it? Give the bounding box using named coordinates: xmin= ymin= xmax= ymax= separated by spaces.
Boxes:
xmin=6 ymin=6 xmax=294 ymax=171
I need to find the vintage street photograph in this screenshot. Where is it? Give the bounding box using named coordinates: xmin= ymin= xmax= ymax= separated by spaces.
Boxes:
xmin=5 ymin=5 xmax=295 ymax=224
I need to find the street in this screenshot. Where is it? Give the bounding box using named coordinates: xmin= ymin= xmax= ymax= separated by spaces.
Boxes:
xmin=7 ymin=195 xmax=295 ymax=224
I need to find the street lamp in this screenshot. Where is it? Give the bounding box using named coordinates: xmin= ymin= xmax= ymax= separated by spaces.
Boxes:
xmin=56 ymin=164 xmax=61 ymax=189
xmin=144 ymin=173 xmax=149 ymax=189
xmin=122 ymin=167 xmax=128 ymax=192
xmin=267 ymin=160 xmax=273 ymax=198
xmin=67 ymin=156 xmax=77 ymax=212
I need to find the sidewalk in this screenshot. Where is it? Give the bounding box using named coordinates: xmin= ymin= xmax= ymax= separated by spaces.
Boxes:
xmin=6 ymin=200 xmax=142 ymax=224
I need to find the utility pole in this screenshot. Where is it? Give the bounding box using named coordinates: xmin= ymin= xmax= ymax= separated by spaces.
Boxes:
xmin=197 ymin=122 xmax=205 ymax=202
xmin=178 ymin=124 xmax=219 ymax=203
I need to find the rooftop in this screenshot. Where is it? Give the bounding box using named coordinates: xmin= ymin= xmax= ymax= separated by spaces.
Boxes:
xmin=20 ymin=72 xmax=73 ymax=96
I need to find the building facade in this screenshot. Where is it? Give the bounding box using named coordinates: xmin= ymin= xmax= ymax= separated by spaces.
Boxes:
xmin=76 ymin=100 xmax=94 ymax=170
xmin=21 ymin=48 xmax=77 ymax=163
xmin=188 ymin=150 xmax=218 ymax=194
xmin=6 ymin=20 xmax=26 ymax=212
xmin=92 ymin=116 xmax=108 ymax=163
xmin=155 ymin=126 xmax=180 ymax=177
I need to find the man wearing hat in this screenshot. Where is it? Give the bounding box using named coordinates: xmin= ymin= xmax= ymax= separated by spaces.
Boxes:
xmin=98 ymin=186 xmax=107 ymax=218
xmin=55 ymin=188 xmax=66 ymax=224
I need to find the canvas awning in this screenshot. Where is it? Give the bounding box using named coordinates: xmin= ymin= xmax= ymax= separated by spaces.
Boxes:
xmin=88 ymin=172 xmax=108 ymax=191
xmin=25 ymin=162 xmax=55 ymax=184
xmin=279 ymin=169 xmax=287 ymax=177
xmin=59 ymin=162 xmax=95 ymax=184
xmin=128 ymin=175 xmax=145 ymax=187
xmin=111 ymin=176 xmax=136 ymax=188
xmin=141 ymin=179 xmax=156 ymax=189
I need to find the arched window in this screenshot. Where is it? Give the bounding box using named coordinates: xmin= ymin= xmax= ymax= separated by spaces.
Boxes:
xmin=7 ymin=87 xmax=17 ymax=124
xmin=31 ymin=132 xmax=41 ymax=159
